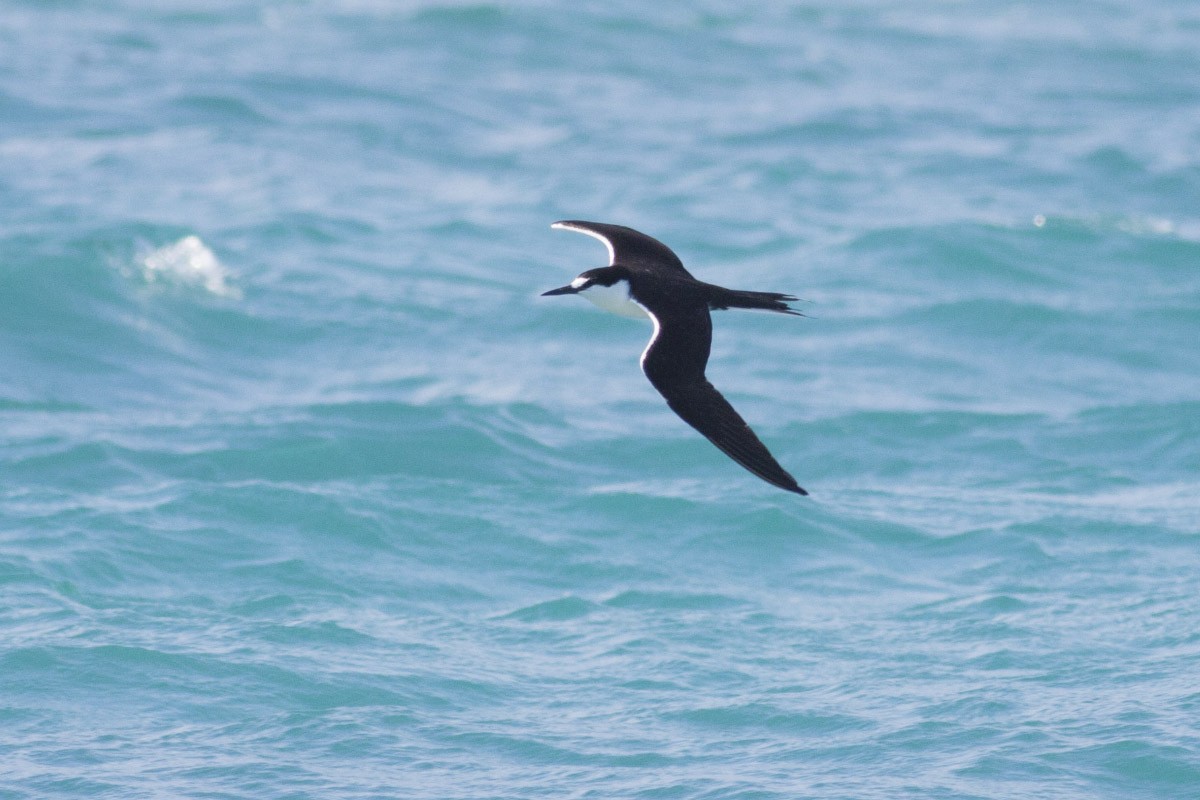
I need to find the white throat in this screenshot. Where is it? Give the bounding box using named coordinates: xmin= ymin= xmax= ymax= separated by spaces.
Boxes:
xmin=579 ymin=280 xmax=650 ymax=320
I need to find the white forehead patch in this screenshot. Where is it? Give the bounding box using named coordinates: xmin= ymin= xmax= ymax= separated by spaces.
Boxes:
xmin=570 ymin=275 xmax=589 ymax=289
xmin=551 ymin=222 xmax=616 ymax=266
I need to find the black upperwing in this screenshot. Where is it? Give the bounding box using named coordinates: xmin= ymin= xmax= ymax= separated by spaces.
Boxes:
xmin=552 ymin=220 xmax=695 ymax=277
xmin=638 ymin=301 xmax=806 ymax=495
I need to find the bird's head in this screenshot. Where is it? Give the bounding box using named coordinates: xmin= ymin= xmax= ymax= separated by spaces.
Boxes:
xmin=541 ymin=267 xmax=618 ymax=296
xmin=541 ymin=266 xmax=648 ymax=320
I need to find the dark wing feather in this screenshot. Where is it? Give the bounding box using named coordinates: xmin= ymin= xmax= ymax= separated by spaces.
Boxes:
xmin=639 ymin=303 xmax=806 ymax=495
xmin=553 ymin=220 xmax=694 ymax=277
xmin=658 ymin=379 xmax=806 ymax=495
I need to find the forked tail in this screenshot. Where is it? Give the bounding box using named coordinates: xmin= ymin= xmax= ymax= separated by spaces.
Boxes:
xmin=707 ymin=287 xmax=803 ymax=315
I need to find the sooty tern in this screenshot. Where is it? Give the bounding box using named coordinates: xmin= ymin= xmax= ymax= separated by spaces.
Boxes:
xmin=543 ymin=220 xmax=807 ymax=495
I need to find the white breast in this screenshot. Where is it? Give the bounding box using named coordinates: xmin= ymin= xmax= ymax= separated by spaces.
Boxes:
xmin=580 ymin=281 xmax=650 ymax=320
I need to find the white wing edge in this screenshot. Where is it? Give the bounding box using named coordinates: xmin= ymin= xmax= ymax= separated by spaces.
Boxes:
xmin=637 ymin=303 xmax=662 ymax=373
xmin=551 ymin=221 xmax=616 ymax=266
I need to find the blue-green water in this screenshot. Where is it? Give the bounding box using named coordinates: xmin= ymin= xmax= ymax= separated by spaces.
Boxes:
xmin=3 ymin=2 xmax=1199 ymax=798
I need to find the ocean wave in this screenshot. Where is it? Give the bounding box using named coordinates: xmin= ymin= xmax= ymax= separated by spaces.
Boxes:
xmin=137 ymin=235 xmax=239 ymax=298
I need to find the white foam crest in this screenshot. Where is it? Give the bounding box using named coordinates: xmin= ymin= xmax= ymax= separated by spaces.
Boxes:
xmin=836 ymin=480 xmax=1200 ymax=537
xmin=141 ymin=236 xmax=239 ymax=297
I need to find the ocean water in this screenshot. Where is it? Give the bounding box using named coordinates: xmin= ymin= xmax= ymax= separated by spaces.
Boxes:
xmin=2 ymin=1 xmax=1199 ymax=797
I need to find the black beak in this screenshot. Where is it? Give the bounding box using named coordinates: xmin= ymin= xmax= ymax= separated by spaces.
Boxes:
xmin=541 ymin=284 xmax=579 ymax=296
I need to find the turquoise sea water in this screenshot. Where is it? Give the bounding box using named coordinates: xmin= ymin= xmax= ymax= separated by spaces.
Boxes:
xmin=3 ymin=2 xmax=1199 ymax=797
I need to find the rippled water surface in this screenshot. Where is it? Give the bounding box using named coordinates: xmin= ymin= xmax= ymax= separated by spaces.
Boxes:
xmin=3 ymin=2 xmax=1199 ymax=798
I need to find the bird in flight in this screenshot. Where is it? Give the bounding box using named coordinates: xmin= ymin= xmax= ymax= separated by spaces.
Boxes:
xmin=542 ymin=220 xmax=807 ymax=495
